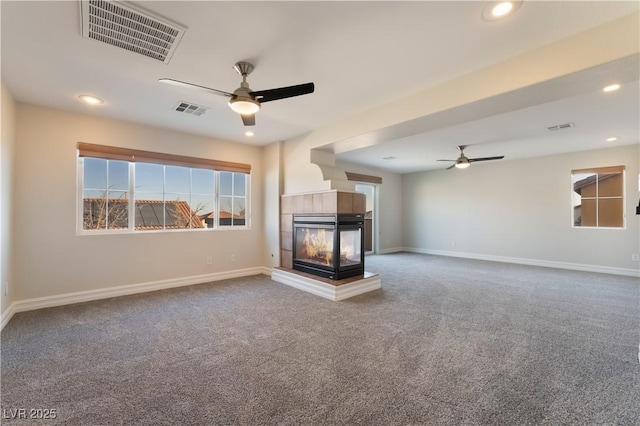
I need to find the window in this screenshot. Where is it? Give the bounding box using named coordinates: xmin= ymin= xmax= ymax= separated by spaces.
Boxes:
xmin=83 ymin=158 xmax=130 ymax=230
xmin=78 ymin=143 xmax=250 ymax=232
xmin=219 ymin=171 xmax=246 ymax=226
xmin=571 ymin=166 xmax=624 ymax=228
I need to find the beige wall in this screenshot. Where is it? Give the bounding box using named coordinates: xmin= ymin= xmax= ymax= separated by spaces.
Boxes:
xmin=263 ymin=141 xmax=283 ymax=268
xmin=2 ymin=101 xmax=637 ymax=320
xmin=11 ymin=104 xmax=265 ymax=301
xmin=402 ymin=144 xmax=640 ymax=272
xmin=1 ymin=83 xmax=17 ymax=316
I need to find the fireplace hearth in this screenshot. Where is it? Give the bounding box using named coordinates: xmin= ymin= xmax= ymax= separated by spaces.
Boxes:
xmin=293 ymin=214 xmax=365 ymax=280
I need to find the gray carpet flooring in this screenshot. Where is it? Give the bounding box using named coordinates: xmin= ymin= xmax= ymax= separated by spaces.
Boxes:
xmin=1 ymin=253 xmax=639 ymax=425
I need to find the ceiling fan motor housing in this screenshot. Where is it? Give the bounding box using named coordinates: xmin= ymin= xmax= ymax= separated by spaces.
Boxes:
xmin=228 ymin=93 xmax=260 ymax=115
xmin=455 ymin=155 xmax=471 ymax=168
xmin=232 ymin=84 xmax=253 ymax=99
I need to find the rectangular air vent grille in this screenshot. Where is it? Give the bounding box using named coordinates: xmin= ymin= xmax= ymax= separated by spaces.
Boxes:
xmin=80 ymin=0 xmax=185 ymax=64
xmin=547 ymin=122 xmax=575 ymax=132
xmin=174 ymin=102 xmax=209 ymax=116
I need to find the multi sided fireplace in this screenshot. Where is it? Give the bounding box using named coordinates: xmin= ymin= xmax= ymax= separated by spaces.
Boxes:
xmin=293 ymin=214 xmax=365 ymax=280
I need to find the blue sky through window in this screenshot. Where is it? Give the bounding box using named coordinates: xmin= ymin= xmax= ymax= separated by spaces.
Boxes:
xmin=165 ymin=166 xmax=190 ymax=193
xmin=135 ymin=163 xmax=163 ymax=195
xmin=220 ymin=171 xmax=232 ymax=196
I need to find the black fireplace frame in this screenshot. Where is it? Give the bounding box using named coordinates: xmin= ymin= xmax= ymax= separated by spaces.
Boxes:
xmin=292 ymin=214 xmax=365 ymax=280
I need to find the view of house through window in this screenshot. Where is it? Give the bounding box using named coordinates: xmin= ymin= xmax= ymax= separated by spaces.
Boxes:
xmin=79 ymin=144 xmax=250 ymax=232
xmin=571 ymin=166 xmax=624 ymax=228
xmin=133 ymin=163 xmax=217 ymax=231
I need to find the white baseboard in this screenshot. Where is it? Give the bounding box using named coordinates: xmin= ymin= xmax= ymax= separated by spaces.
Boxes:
xmin=1 ymin=302 xmax=17 ymax=331
xmin=271 ymin=269 xmax=381 ymax=301
xmin=402 ymin=247 xmax=640 ymax=277
xmin=3 ymin=248 xmax=635 ymax=331
xmin=0 ymin=266 xmax=272 ymax=331
xmin=377 ymin=247 xmax=404 ymax=255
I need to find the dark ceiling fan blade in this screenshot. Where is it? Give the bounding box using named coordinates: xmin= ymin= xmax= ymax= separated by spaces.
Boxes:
xmin=446 ymin=164 xmax=456 ymax=170
xmin=241 ymin=114 xmax=255 ymax=126
xmin=158 ymin=78 xmax=233 ymax=98
xmin=250 ymin=82 xmax=315 ymax=103
xmin=437 ymin=159 xmax=456 ymax=162
xmin=469 ymin=156 xmax=505 ymax=162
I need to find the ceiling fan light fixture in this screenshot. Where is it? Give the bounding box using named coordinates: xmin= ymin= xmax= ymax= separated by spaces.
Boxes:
xmin=228 ymin=97 xmax=260 ymax=115
xmin=440 ymin=145 xmax=504 ymax=170
xmin=455 ymin=159 xmax=471 ymax=169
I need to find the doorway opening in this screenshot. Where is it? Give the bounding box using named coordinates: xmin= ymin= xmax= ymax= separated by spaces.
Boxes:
xmin=355 ymin=183 xmax=376 ymax=254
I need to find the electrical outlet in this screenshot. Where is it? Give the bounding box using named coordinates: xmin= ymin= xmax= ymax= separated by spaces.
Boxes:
xmin=230 ymin=254 xmax=236 ymax=262
xmin=206 ymin=256 xmax=213 ymax=265
xmin=632 ymin=254 xmax=639 ymax=262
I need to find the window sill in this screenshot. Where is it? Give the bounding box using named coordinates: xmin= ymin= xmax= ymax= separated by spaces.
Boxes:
xmin=77 ymin=226 xmax=251 ymax=236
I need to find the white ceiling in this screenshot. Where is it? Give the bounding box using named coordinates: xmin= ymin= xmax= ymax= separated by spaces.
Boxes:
xmin=1 ymin=1 xmax=639 ymax=173
xmin=336 ymin=77 xmax=640 ymax=173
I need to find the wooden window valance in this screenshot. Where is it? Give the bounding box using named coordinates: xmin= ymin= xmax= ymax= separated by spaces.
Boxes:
xmin=345 ymin=171 xmax=382 ymax=184
xmin=77 ymin=142 xmax=251 ymax=174
xmin=571 ymin=165 xmax=624 ymax=175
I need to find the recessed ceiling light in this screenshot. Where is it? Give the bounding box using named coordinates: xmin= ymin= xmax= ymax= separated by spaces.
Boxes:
xmin=492 ymin=2 xmax=513 ymax=17
xmin=603 ymin=83 xmax=621 ymax=92
xmin=606 ymin=137 xmax=618 ymax=142
xmin=482 ymin=1 xmax=523 ymax=21
xmin=382 ymin=156 xmax=397 ymax=160
xmin=245 ymin=131 xmax=254 ymax=137
xmin=79 ymin=95 xmax=103 ymax=105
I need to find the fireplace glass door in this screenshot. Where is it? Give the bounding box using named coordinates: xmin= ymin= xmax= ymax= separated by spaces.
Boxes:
xmin=339 ymin=228 xmax=362 ymax=268
xmin=295 ymin=227 xmax=335 ymax=268
xmin=293 ymin=214 xmax=365 ymax=280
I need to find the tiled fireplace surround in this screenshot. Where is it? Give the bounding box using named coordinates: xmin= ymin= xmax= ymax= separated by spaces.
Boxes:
xmin=275 ymin=190 xmax=381 ymax=301
xmin=280 ymin=191 xmax=366 ymax=270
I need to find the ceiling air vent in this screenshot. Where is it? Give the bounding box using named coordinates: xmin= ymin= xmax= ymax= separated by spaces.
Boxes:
xmin=80 ymin=0 xmax=186 ymax=64
xmin=174 ymin=102 xmax=208 ymax=116
xmin=546 ymin=122 xmax=575 ymax=132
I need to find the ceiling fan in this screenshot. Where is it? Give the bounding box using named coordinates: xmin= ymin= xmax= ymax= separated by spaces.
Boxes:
xmin=438 ymin=145 xmax=505 ymax=169
xmin=159 ymin=61 xmax=314 ymax=126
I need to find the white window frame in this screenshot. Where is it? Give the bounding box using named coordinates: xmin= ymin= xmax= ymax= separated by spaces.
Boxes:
xmin=215 ymin=171 xmax=251 ymax=230
xmin=77 ymin=148 xmax=251 ymax=235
